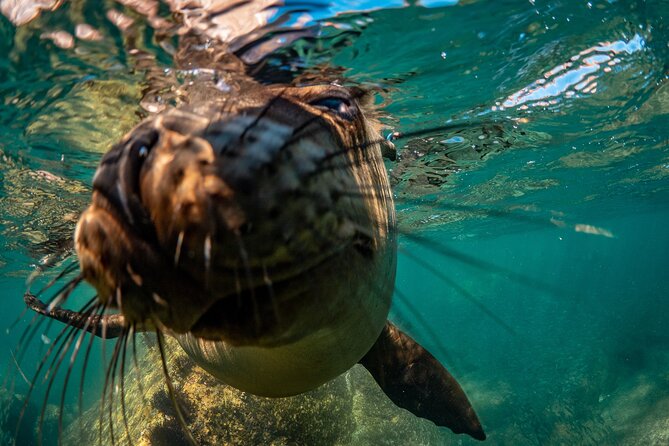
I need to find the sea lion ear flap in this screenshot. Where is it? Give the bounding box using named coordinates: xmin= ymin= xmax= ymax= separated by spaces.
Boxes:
xmin=359 ymin=322 xmax=486 ymax=441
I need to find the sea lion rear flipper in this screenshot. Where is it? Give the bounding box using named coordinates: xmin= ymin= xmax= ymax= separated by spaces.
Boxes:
xmin=359 ymin=322 xmax=486 ymax=441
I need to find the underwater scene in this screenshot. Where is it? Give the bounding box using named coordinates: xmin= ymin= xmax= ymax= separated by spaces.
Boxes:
xmin=1 ymin=0 xmax=668 ymax=444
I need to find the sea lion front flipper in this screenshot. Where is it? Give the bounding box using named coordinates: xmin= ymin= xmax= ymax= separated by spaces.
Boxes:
xmin=359 ymin=322 xmax=486 ymax=441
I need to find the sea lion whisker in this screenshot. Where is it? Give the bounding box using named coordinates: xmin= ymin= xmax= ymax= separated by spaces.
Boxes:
xmin=119 ymin=329 xmax=134 ymax=446
xmin=300 ymin=146 xmax=386 ymax=183
xmin=115 ymin=286 xmax=123 ymax=310
xmin=36 ymin=299 xmax=98 ymax=445
xmin=155 ymin=329 xmax=198 ymax=446
xmin=384 ymin=118 xmax=495 ymax=142
xmin=399 ymin=230 xmax=561 ymax=296
xmin=300 ymin=161 xmax=361 ymax=183
xmin=16 ymin=274 xmax=82 ymax=368
xmin=310 ymin=183 xmax=564 ymax=232
xmin=204 ymin=233 xmax=212 ymax=289
xmin=9 ymin=349 xmax=30 ymax=386
xmin=5 ymin=315 xmax=42 ymax=420
xmin=321 ymin=136 xmax=393 ymax=162
xmin=299 ymin=134 xmax=437 ymax=180
xmin=130 ymin=326 xmax=149 ymax=408
xmin=25 ymin=253 xmax=73 ymax=286
xmin=274 ymin=114 xmax=322 ymax=154
xmin=399 ymin=246 xmax=517 ymax=335
xmin=5 ymin=304 xmax=39 ymax=348
xmin=98 ymin=305 xmax=111 ymax=445
xmin=14 ymin=311 xmax=68 ymax=444
xmin=292 ymin=147 xmax=359 ymax=186
xmin=392 ymin=288 xmax=462 ymax=371
xmin=1 ymin=357 xmax=17 ymax=406
xmin=42 ymin=274 xmax=83 ymax=312
xmin=237 ymin=87 xmax=288 ymax=144
xmin=36 ymin=322 xmax=81 ymax=446
xmin=233 ymin=265 xmax=243 ymax=309
xmin=235 ymin=233 xmax=261 ymax=334
xmin=42 ymin=297 xmax=98 ymax=383
xmin=330 ymin=188 xmax=380 ymax=202
xmin=79 ymin=304 xmax=106 ymax=432
xmin=58 ymin=301 xmax=103 ymax=444
xmin=12 ymin=301 xmax=51 ymax=369
xmin=28 ymin=259 xmax=80 ymax=297
xmin=261 ymin=263 xmax=281 ymax=327
xmin=99 ymin=328 xmax=126 ymax=446
xmin=175 ymin=230 xmax=185 ymax=266
xmin=393 ymin=199 xmax=566 ymax=227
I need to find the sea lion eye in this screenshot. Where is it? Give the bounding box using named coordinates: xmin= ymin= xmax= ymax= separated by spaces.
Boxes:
xmin=309 ymin=96 xmax=356 ymax=120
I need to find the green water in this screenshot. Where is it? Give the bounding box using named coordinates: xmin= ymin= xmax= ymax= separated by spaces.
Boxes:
xmin=1 ymin=0 xmax=668 ymax=444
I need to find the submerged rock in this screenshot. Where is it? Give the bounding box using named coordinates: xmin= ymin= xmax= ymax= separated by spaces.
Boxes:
xmin=66 ymin=336 xmax=447 ymax=445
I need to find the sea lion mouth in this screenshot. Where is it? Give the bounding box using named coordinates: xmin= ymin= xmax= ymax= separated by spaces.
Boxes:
xmin=188 ymin=229 xmax=374 ymax=342
xmin=187 ymin=263 xmax=312 ymax=342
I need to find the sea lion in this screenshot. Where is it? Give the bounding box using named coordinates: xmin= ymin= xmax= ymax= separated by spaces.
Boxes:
xmin=21 ymin=4 xmax=486 ymax=444
xmin=26 ymin=77 xmax=485 ymax=441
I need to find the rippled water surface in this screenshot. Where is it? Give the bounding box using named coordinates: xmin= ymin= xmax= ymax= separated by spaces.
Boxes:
xmin=1 ymin=0 xmax=668 ymax=445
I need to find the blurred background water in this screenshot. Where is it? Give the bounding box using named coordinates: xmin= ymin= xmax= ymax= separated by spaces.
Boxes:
xmin=1 ymin=0 xmax=668 ymax=444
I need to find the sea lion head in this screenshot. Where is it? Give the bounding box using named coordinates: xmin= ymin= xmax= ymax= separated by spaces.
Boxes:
xmin=74 ymin=81 xmax=397 ymax=394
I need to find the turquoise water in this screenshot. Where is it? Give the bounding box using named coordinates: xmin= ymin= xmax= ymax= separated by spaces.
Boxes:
xmin=1 ymin=0 xmax=668 ymax=444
